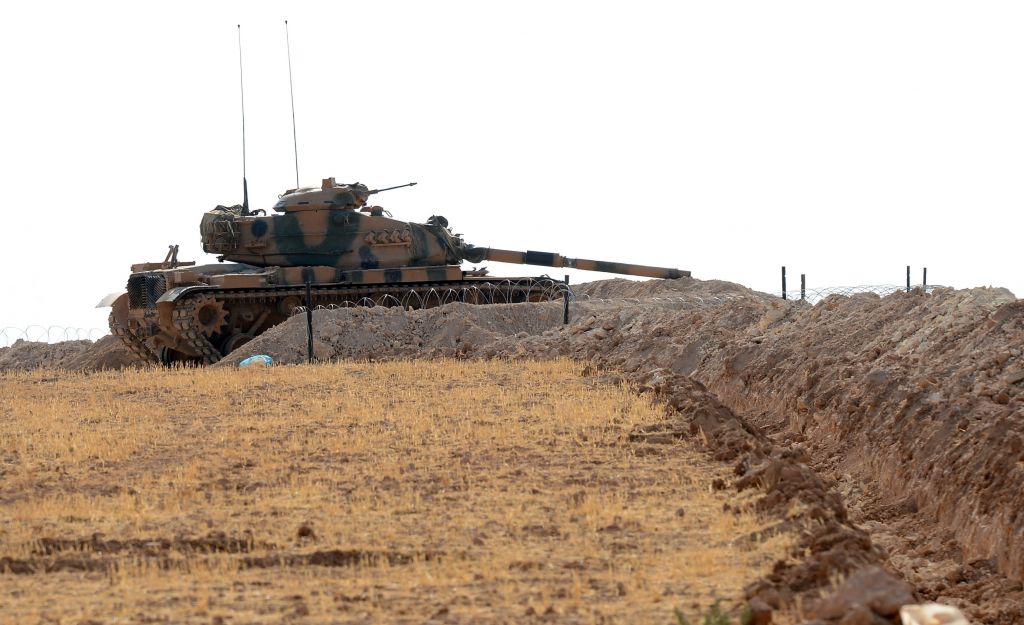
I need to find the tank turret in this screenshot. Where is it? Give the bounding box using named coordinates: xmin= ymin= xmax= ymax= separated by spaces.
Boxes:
xmin=200 ymin=178 xmax=469 ymax=270
xmin=105 ymin=178 xmax=689 ymax=365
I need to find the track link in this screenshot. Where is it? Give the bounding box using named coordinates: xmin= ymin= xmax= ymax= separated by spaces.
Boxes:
xmin=109 ymin=312 xmax=161 ymax=366
xmin=172 ymin=299 xmax=224 ymax=365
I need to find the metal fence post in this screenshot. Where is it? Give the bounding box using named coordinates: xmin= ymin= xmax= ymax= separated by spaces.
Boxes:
xmin=800 ymin=274 xmax=806 ymax=301
xmin=781 ymin=266 xmax=787 ymax=300
xmin=563 ymin=274 xmax=570 ymax=325
xmin=906 ymin=266 xmax=911 ymax=292
xmin=305 ymin=279 xmax=314 ymax=363
xmin=923 ymin=267 xmax=927 ymax=289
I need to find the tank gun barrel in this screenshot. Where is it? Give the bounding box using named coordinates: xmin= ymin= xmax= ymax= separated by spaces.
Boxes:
xmin=368 ymin=182 xmax=418 ymax=195
xmin=479 ymin=248 xmax=689 ymax=279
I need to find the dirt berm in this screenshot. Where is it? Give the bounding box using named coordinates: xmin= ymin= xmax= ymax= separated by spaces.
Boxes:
xmin=4 ymin=277 xmax=1022 ymax=622
xmin=0 ymin=335 xmax=134 ymax=372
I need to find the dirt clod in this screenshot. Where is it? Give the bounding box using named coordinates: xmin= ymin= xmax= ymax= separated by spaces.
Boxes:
xmin=808 ymin=566 xmax=915 ymax=623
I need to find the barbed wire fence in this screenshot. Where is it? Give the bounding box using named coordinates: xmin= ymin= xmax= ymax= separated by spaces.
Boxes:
xmin=1 ymin=326 xmax=108 ymax=348
xmin=779 ymin=284 xmax=947 ymax=305
xmin=1 ymin=268 xmax=949 ymax=348
xmin=287 ymin=279 xmax=576 ymax=352
xmin=776 ymin=265 xmax=945 ymax=304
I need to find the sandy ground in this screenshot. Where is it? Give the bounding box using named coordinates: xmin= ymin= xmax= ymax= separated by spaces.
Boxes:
xmin=3 ymin=276 xmax=1022 ymax=623
xmin=0 ymin=360 xmax=794 ymax=624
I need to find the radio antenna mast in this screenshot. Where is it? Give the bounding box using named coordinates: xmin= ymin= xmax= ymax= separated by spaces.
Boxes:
xmin=237 ymin=24 xmax=249 ymax=214
xmin=285 ymin=20 xmax=300 ymax=189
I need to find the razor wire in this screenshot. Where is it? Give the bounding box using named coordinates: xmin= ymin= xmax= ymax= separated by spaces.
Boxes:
xmin=566 ymin=283 xmax=952 ymax=312
xmin=285 ymin=281 xmax=947 ymax=323
xmin=284 ymin=281 xmax=759 ymax=337
xmin=779 ymin=284 xmax=947 ymax=305
xmin=288 ymin=278 xmax=573 ymax=316
xmin=287 ymin=279 xmax=574 ymax=336
xmin=1 ymin=326 xmax=108 ymax=348
xmin=572 ymin=292 xmax=750 ymax=306
xmin=1 ymin=282 xmax=954 ymax=349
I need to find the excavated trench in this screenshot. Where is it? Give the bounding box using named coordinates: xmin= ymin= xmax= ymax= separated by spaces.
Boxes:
xmin=3 ymin=276 xmax=1023 ymax=623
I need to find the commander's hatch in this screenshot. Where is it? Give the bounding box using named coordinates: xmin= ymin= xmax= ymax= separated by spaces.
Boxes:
xmin=273 ymin=177 xmax=368 ymax=212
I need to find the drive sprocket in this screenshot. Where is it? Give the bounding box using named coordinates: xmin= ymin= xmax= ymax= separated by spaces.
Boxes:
xmin=191 ymin=294 xmax=229 ymax=337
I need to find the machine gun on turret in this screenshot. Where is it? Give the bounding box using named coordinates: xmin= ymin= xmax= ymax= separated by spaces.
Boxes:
xmin=368 ymin=182 xmax=417 ymax=195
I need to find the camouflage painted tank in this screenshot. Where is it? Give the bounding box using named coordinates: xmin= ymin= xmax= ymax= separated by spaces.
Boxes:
xmin=104 ymin=178 xmax=689 ymax=364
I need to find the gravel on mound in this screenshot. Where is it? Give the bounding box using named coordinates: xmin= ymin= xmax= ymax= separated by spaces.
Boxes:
xmin=0 ymin=339 xmax=93 ymax=372
xmin=572 ymin=276 xmax=773 ymax=301
xmin=215 ymin=301 xmax=569 ymax=367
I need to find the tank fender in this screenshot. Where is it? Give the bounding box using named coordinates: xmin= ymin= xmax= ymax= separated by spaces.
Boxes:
xmin=106 ymin=293 xmax=131 ymax=330
xmin=156 ymin=286 xmax=219 ymax=330
xmin=156 ymin=285 xmax=218 ymax=304
xmin=96 ymin=291 xmax=126 ymax=308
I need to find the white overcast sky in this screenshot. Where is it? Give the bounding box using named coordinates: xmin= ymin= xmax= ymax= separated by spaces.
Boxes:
xmin=1 ymin=1 xmax=1021 ymax=337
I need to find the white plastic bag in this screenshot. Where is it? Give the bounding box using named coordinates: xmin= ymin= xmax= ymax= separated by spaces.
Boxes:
xmin=239 ymin=354 xmax=273 ymax=368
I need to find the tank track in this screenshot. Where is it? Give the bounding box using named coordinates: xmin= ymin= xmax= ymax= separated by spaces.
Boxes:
xmin=109 ymin=312 xmax=161 ymax=366
xmin=168 ymin=278 xmax=567 ymax=365
xmin=172 ymin=298 xmax=224 ymax=365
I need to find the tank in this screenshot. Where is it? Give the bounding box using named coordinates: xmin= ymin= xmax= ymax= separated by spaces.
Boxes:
xmin=103 ymin=178 xmax=689 ymax=364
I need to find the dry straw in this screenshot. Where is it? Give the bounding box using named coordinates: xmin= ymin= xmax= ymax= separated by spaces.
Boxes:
xmin=0 ymin=359 xmax=796 ymax=623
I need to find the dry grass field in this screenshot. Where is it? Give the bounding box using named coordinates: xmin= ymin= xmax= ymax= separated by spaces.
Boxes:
xmin=0 ymin=359 xmax=795 ymax=624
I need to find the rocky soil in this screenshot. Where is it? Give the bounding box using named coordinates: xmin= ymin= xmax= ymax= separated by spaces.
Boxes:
xmin=4 ymin=277 xmax=1022 ymax=623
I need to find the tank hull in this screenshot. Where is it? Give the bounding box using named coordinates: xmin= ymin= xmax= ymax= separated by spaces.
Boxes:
xmin=108 ymin=262 xmax=568 ymax=365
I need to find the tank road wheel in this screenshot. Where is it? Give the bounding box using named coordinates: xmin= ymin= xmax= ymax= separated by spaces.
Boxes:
xmin=220 ymin=332 xmax=255 ymax=356
xmin=157 ymin=346 xmax=198 ymax=367
xmin=191 ymin=294 xmax=229 ymax=337
xmin=278 ymin=295 xmax=304 ymax=317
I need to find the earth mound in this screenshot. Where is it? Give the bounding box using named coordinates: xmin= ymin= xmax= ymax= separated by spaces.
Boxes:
xmin=0 ymin=335 xmax=139 ymax=373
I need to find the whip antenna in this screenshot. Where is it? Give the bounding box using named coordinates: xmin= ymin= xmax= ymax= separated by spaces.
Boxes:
xmin=237 ymin=24 xmax=249 ymax=213
xmin=285 ymin=19 xmax=299 ymax=188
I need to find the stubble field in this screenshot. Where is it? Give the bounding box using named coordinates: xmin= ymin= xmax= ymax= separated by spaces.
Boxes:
xmin=0 ymin=359 xmax=795 ymax=624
